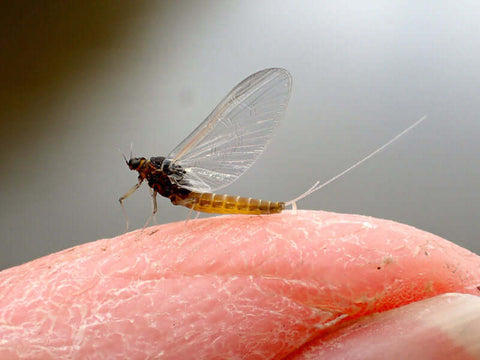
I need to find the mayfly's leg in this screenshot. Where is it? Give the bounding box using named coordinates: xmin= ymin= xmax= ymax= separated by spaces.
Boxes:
xmin=149 ymin=188 xmax=158 ymax=225
xmin=183 ymin=207 xmax=202 ymax=232
xmin=119 ymin=178 xmax=143 ymax=231
xmin=291 ymin=200 xmax=298 ymax=215
xmin=142 ymin=190 xmax=158 ymax=230
xmin=185 ymin=206 xmax=195 ymax=226
xmin=181 ymin=197 xmax=199 ymax=231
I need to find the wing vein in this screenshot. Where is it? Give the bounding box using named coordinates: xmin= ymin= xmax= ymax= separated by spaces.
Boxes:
xmin=166 ymin=68 xmax=292 ymax=192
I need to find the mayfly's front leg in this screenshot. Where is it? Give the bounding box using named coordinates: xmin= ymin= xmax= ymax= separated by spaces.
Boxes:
xmin=119 ymin=178 xmax=143 ymax=231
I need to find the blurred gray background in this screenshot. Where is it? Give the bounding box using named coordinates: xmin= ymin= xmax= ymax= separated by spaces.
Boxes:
xmin=1 ymin=1 xmax=479 ymax=270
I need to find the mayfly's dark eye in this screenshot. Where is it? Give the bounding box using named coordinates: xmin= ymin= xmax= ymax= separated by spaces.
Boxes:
xmin=128 ymin=158 xmax=142 ymax=170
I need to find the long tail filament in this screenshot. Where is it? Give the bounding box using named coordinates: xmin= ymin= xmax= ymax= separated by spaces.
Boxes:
xmin=286 ymin=115 xmax=427 ymax=207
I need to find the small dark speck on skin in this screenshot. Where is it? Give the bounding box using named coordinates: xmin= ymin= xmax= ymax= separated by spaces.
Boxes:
xmin=101 ymin=247 xmax=107 ymax=252
xmin=477 ymin=285 xmax=480 ymax=292
xmin=424 ymin=250 xmax=430 ymax=256
xmin=377 ymin=266 xmax=382 ymax=270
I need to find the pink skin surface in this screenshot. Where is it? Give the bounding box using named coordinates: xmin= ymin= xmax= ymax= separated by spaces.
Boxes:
xmin=293 ymin=293 xmax=480 ymax=359
xmin=1 ymin=210 xmax=479 ymax=359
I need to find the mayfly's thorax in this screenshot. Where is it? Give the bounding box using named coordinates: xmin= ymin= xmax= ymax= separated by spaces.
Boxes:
xmin=149 ymin=156 xmax=167 ymax=170
xmin=142 ymin=157 xmax=187 ymax=199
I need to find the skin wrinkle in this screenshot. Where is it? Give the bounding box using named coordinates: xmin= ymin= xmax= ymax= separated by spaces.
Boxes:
xmin=294 ymin=294 xmax=480 ymax=359
xmin=1 ymin=210 xmax=480 ymax=359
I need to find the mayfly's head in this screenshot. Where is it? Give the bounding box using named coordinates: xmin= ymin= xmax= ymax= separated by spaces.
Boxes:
xmin=127 ymin=157 xmax=147 ymax=171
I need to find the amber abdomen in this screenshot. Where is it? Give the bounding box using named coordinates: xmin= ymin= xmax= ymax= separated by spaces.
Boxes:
xmin=172 ymin=192 xmax=285 ymax=215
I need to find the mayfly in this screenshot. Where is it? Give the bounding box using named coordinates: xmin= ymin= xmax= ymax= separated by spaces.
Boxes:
xmin=120 ymin=68 xmax=425 ymax=228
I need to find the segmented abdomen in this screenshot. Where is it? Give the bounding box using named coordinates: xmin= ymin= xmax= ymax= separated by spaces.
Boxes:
xmin=172 ymin=192 xmax=285 ymax=215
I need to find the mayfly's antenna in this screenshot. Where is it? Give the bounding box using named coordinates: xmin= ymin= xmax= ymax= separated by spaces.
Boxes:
xmin=286 ymin=115 xmax=427 ymax=207
xmin=117 ymin=148 xmax=128 ymax=163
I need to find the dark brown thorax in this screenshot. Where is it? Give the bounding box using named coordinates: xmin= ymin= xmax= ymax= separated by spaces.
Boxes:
xmin=127 ymin=156 xmax=190 ymax=200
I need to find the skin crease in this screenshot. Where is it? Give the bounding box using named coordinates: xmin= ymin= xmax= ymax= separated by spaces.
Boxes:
xmin=0 ymin=210 xmax=479 ymax=359
xmin=290 ymin=293 xmax=480 ymax=359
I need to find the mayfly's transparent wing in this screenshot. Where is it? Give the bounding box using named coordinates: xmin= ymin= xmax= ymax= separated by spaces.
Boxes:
xmin=166 ymin=68 xmax=292 ymax=192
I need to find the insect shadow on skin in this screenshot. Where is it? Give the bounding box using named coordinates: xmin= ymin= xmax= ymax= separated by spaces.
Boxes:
xmin=119 ymin=68 xmax=427 ymax=232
